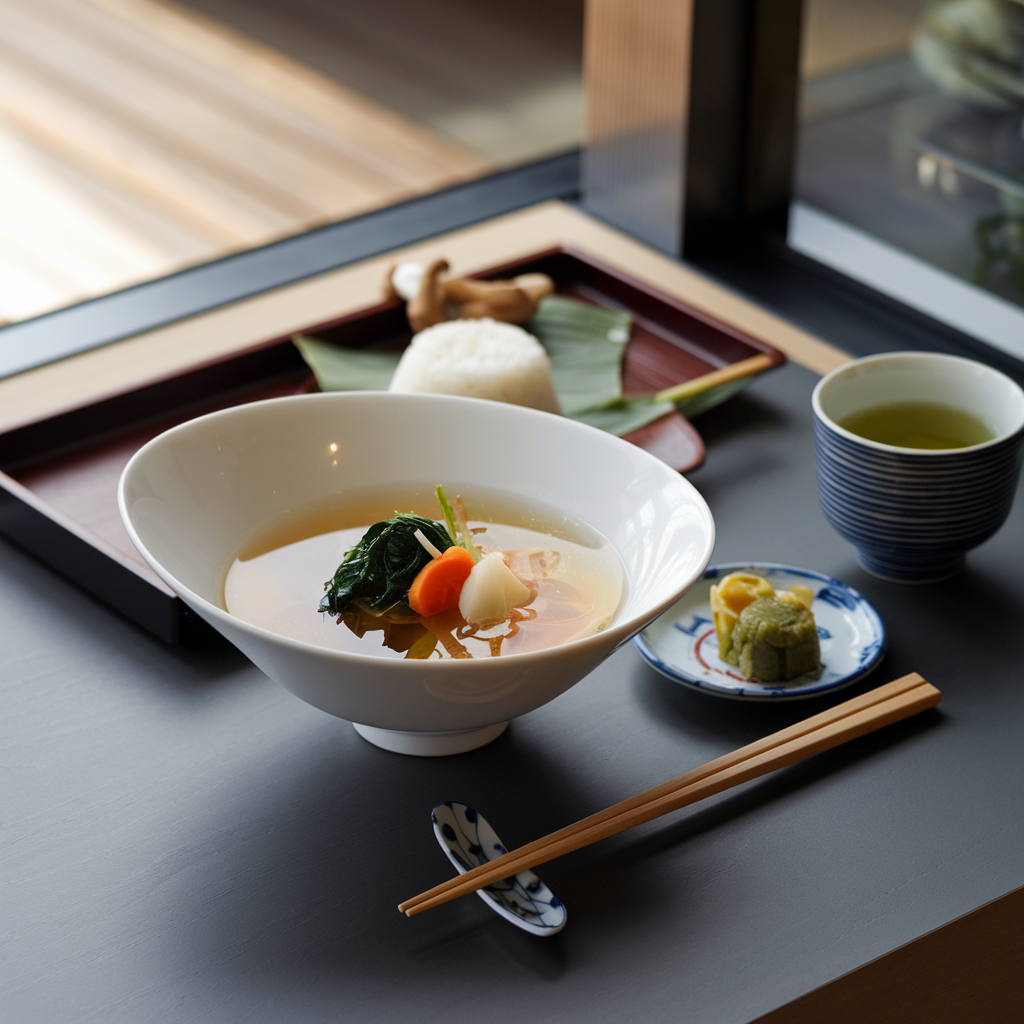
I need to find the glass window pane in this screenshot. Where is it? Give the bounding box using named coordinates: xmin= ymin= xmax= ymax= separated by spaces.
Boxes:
xmin=793 ymin=0 xmax=1024 ymax=357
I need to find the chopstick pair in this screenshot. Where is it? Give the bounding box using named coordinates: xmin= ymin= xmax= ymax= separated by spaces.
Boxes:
xmin=399 ymin=673 xmax=940 ymax=917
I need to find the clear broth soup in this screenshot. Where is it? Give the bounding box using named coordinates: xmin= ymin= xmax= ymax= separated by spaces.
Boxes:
xmin=223 ymin=485 xmax=625 ymax=659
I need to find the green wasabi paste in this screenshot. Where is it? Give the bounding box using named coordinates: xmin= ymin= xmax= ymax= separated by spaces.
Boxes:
xmin=724 ymin=596 xmax=820 ymax=682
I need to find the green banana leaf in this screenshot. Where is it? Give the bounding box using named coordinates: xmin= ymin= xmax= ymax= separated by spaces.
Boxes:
xmin=293 ymin=296 xmax=631 ymax=417
xmin=293 ymin=335 xmax=400 ymax=391
xmin=526 ymin=296 xmax=631 ymax=415
xmin=570 ymin=397 xmax=676 ymax=437
xmin=294 ymin=296 xmax=762 ymax=440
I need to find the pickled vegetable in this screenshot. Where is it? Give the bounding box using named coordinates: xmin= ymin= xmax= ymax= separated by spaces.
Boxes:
xmin=710 ymin=572 xmax=775 ymax=661
xmin=725 ymin=596 xmax=820 ymax=682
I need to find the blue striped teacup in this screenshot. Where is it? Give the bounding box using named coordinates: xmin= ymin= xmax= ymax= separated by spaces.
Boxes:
xmin=812 ymin=352 xmax=1024 ymax=583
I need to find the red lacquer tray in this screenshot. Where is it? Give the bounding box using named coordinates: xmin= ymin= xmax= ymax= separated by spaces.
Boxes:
xmin=0 ymin=247 xmax=783 ymax=645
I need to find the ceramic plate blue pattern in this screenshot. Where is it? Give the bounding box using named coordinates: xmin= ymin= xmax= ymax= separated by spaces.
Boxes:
xmin=634 ymin=562 xmax=886 ymax=701
xmin=431 ymin=802 xmax=566 ymax=936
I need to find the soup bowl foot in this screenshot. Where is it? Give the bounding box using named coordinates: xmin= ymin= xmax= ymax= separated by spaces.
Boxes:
xmin=352 ymin=721 xmax=509 ymax=756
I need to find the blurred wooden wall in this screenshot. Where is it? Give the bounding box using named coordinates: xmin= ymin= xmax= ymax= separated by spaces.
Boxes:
xmin=0 ymin=0 xmax=488 ymax=326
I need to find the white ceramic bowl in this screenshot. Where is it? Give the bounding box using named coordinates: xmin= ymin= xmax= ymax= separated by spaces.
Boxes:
xmin=119 ymin=392 xmax=714 ymax=755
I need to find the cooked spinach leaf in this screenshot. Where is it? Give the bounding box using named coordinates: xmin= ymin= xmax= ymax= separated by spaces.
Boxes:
xmin=320 ymin=513 xmax=452 ymax=616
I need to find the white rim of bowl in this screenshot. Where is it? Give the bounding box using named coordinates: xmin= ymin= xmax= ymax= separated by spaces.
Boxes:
xmin=811 ymin=351 xmax=1024 ymax=456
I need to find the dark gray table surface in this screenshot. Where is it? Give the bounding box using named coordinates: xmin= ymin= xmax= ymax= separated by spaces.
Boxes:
xmin=3 ymin=361 xmax=1022 ymax=1024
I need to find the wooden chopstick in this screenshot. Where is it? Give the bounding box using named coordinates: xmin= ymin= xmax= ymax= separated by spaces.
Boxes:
xmin=652 ymin=353 xmax=774 ymax=404
xmin=400 ymin=674 xmax=939 ymax=916
xmin=402 ymin=677 xmax=938 ymax=916
xmin=400 ymin=673 xmax=928 ymax=915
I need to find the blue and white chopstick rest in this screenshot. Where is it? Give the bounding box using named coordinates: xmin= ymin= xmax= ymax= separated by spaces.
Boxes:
xmin=431 ymin=801 xmax=567 ymax=936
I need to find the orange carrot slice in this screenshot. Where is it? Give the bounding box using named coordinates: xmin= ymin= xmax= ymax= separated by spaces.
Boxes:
xmin=407 ymin=546 xmax=476 ymax=616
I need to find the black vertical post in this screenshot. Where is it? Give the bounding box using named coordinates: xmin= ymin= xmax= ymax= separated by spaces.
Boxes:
xmin=684 ymin=0 xmax=804 ymax=257
xmin=583 ymin=0 xmax=804 ymax=259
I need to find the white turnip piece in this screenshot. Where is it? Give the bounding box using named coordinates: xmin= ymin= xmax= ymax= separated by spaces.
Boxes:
xmin=458 ymin=552 xmax=532 ymax=624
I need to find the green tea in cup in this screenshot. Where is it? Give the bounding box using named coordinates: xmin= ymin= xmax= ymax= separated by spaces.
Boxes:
xmin=839 ymin=401 xmax=994 ymax=450
xmin=812 ymin=351 xmax=1024 ymax=583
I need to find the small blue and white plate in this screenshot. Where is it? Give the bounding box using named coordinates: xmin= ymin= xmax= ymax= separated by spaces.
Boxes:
xmin=431 ymin=801 xmax=567 ymax=936
xmin=634 ymin=562 xmax=886 ymax=701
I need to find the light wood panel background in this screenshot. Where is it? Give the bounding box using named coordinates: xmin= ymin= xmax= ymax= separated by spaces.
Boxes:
xmin=0 ymin=0 xmax=487 ymax=324
xmin=802 ymin=0 xmax=924 ymax=78
xmin=585 ymin=0 xmax=691 ymax=144
xmin=185 ymin=0 xmax=586 ymax=166
xmin=582 ymin=0 xmax=692 ymax=254
xmin=0 ymin=0 xmax=929 ymax=326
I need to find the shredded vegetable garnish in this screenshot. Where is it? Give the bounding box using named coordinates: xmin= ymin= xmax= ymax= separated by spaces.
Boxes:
xmin=413 ymin=528 xmax=444 ymax=559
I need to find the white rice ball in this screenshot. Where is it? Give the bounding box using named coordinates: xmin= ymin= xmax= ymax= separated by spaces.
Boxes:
xmin=388 ymin=318 xmax=561 ymax=414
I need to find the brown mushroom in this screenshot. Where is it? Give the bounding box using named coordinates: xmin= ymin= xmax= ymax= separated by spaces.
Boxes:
xmin=395 ymin=259 xmax=556 ymax=330
xmin=407 ymin=258 xmax=450 ymax=332
xmin=511 ymin=273 xmax=555 ymax=304
xmin=444 ymin=279 xmax=529 ymax=322
xmin=382 ymin=262 xmax=401 ymax=302
xmin=443 ymin=273 xmax=555 ymax=323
